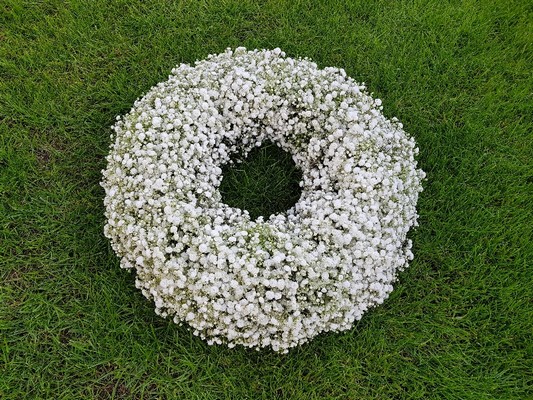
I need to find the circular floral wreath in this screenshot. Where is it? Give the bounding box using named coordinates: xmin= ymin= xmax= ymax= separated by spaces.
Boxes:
xmin=102 ymin=47 xmax=425 ymax=352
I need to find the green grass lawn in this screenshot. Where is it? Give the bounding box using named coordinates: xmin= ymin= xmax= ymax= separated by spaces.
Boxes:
xmin=1 ymin=0 xmax=532 ymax=398
xmin=219 ymin=141 xmax=303 ymax=220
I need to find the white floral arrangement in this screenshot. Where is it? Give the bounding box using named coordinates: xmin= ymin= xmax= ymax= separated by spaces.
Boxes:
xmin=101 ymin=47 xmax=425 ymax=352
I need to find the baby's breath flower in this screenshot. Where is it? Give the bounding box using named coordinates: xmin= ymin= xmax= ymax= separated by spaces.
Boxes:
xmin=101 ymin=48 xmax=425 ymax=353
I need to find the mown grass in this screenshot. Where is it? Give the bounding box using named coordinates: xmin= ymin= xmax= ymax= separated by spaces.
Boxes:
xmin=220 ymin=141 xmax=303 ymax=220
xmin=1 ymin=0 xmax=531 ymax=399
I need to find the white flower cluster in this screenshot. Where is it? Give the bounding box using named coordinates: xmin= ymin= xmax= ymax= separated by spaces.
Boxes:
xmin=101 ymin=48 xmax=425 ymax=352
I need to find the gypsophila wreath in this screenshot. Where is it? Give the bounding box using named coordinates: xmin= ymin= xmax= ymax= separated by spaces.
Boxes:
xmin=101 ymin=47 xmax=425 ymax=352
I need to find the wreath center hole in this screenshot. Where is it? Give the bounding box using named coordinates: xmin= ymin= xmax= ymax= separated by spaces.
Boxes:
xmin=219 ymin=141 xmax=303 ymax=220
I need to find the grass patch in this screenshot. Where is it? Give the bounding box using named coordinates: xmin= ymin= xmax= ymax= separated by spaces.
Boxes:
xmin=1 ymin=0 xmax=531 ymax=399
xmin=219 ymin=141 xmax=303 ymax=220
